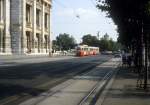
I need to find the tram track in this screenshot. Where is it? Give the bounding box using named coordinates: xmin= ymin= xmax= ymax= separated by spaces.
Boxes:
xmin=78 ymin=59 xmax=121 ymax=105
xmin=19 ymin=63 xmax=102 ymax=105
xmin=78 ymin=71 xmax=114 ymax=105
xmin=31 ymin=58 xmax=116 ymax=105
xmin=19 ymin=59 xmax=117 ymax=105
xmin=0 ymin=57 xmax=110 ymax=105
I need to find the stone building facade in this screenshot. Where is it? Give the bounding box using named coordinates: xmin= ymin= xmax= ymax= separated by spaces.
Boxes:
xmin=0 ymin=0 xmax=11 ymax=54
xmin=0 ymin=0 xmax=52 ymax=55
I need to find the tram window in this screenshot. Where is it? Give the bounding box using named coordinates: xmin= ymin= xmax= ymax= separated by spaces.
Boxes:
xmin=77 ymin=47 xmax=81 ymax=50
xmin=84 ymin=48 xmax=88 ymax=51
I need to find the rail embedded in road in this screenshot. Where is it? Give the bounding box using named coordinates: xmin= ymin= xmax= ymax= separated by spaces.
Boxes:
xmin=78 ymin=71 xmax=114 ymax=105
xmin=0 ymin=55 xmax=114 ymax=105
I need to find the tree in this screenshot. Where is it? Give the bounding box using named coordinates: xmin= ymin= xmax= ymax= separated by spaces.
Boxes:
xmin=99 ymin=34 xmax=120 ymax=51
xmin=52 ymin=40 xmax=59 ymax=51
xmin=56 ymin=33 xmax=76 ymax=51
xmin=81 ymin=33 xmax=122 ymax=51
xmin=96 ymin=0 xmax=150 ymax=89
xmin=82 ymin=34 xmax=99 ymax=46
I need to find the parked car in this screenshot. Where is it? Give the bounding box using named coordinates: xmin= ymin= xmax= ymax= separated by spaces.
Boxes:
xmin=101 ymin=51 xmax=113 ymax=55
xmin=114 ymin=54 xmax=121 ymax=58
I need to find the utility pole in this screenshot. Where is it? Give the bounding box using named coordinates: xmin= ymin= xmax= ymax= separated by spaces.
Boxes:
xmin=97 ymin=31 xmax=100 ymax=40
xmin=144 ymin=34 xmax=148 ymax=89
xmin=143 ymin=23 xmax=149 ymax=89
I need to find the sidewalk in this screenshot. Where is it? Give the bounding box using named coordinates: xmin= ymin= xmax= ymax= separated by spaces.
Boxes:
xmin=98 ymin=66 xmax=150 ymax=105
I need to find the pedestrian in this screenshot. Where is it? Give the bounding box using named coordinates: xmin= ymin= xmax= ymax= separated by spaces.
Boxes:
xmin=127 ymin=55 xmax=132 ymax=67
xmin=122 ymin=53 xmax=127 ymax=66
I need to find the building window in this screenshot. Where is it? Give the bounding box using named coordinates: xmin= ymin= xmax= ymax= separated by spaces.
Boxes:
xmin=36 ymin=9 xmax=41 ymax=28
xmin=44 ymin=35 xmax=48 ymax=52
xmin=0 ymin=0 xmax=4 ymax=22
xmin=37 ymin=0 xmax=41 ymax=3
xmin=44 ymin=13 xmax=48 ymax=29
xmin=0 ymin=28 xmax=4 ymax=52
xmin=26 ymin=31 xmax=32 ymax=53
xmin=26 ymin=4 xmax=32 ymax=27
xmin=36 ymin=34 xmax=40 ymax=53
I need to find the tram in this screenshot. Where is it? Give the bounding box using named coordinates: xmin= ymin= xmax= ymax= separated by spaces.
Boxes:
xmin=76 ymin=45 xmax=100 ymax=57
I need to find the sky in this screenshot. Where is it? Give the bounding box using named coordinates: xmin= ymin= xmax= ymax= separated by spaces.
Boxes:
xmin=51 ymin=0 xmax=118 ymax=43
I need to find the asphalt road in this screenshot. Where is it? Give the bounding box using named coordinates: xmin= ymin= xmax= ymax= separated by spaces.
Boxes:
xmin=0 ymin=55 xmax=112 ymax=105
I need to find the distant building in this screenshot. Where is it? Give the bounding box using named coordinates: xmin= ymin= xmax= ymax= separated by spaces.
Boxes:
xmin=0 ymin=0 xmax=52 ymax=55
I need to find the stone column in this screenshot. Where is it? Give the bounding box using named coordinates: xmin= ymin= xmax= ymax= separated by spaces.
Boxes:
xmin=4 ymin=0 xmax=11 ymax=54
xmin=0 ymin=0 xmax=3 ymax=23
xmin=49 ymin=5 xmax=52 ymax=54
xmin=41 ymin=2 xmax=45 ymax=53
xmin=0 ymin=0 xmax=4 ymax=53
xmin=22 ymin=0 xmax=27 ymax=54
xmin=32 ymin=0 xmax=36 ymax=53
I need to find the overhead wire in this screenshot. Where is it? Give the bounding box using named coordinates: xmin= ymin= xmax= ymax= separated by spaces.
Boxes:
xmin=90 ymin=0 xmax=97 ymax=7
xmin=53 ymin=0 xmax=101 ymax=19
xmin=53 ymin=0 xmax=112 ymax=25
xmin=53 ymin=0 xmax=81 ymax=19
xmin=89 ymin=0 xmax=114 ymax=25
xmin=53 ymin=0 xmax=67 ymax=8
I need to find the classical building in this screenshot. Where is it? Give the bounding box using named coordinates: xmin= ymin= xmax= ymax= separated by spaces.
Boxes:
xmin=0 ymin=0 xmax=52 ymax=55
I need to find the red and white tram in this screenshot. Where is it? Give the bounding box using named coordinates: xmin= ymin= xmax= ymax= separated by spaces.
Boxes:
xmin=76 ymin=45 xmax=100 ymax=56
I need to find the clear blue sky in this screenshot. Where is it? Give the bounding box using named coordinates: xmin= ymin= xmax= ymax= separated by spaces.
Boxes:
xmin=51 ymin=0 xmax=118 ymax=43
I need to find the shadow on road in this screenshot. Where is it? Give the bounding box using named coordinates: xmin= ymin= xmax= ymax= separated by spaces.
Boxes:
xmin=0 ymin=83 xmax=45 ymax=100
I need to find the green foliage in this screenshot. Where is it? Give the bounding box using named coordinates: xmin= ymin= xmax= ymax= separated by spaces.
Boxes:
xmin=55 ymin=33 xmax=76 ymax=51
xmin=81 ymin=33 xmax=122 ymax=51
xmin=82 ymin=34 xmax=99 ymax=47
xmin=99 ymin=33 xmax=121 ymax=51
xmin=52 ymin=40 xmax=59 ymax=51
xmin=96 ymin=0 xmax=150 ymax=48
